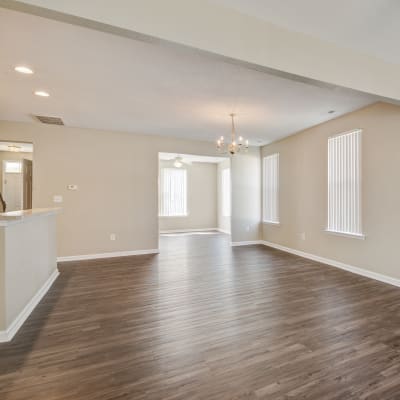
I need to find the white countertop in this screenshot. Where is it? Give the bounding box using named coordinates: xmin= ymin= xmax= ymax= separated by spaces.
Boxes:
xmin=0 ymin=208 xmax=61 ymax=226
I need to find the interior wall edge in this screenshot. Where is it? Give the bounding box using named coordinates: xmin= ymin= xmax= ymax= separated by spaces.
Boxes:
xmin=0 ymin=268 xmax=59 ymax=343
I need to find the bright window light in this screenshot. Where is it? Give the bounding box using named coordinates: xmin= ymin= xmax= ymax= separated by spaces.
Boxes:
xmin=159 ymin=168 xmax=187 ymax=217
xmin=222 ymin=168 xmax=231 ymax=217
xmin=263 ymin=153 xmax=279 ymax=224
xmin=4 ymin=161 xmax=22 ymax=173
xmin=327 ymin=129 xmax=362 ymax=236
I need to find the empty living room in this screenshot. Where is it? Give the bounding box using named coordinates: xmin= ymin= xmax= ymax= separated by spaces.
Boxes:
xmin=1 ymin=1 xmax=400 ymax=399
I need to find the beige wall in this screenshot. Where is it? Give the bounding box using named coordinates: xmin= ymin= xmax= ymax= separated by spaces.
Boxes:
xmin=159 ymin=160 xmax=217 ymax=231
xmin=262 ymin=102 xmax=400 ymax=279
xmin=0 ymin=120 xmax=256 ymax=256
xmin=217 ymin=158 xmax=231 ymax=234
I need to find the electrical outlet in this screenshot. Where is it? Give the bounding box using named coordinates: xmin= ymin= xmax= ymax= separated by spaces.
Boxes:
xmin=53 ymin=195 xmax=63 ymax=203
xmin=300 ymin=232 xmax=306 ymax=241
xmin=110 ymin=233 xmax=116 ymax=241
xmin=246 ymin=225 xmax=250 ymax=232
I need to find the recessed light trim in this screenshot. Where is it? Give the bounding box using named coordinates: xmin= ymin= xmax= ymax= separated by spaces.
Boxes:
xmin=15 ymin=65 xmax=34 ymax=74
xmin=34 ymin=90 xmax=50 ymax=97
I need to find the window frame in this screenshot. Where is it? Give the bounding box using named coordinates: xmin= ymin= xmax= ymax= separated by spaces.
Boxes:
xmin=159 ymin=167 xmax=188 ymax=217
xmin=4 ymin=160 xmax=22 ymax=174
xmin=326 ymin=129 xmax=365 ymax=239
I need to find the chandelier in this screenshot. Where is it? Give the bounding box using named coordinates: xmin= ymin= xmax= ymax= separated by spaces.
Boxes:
xmin=217 ymin=113 xmax=249 ymax=155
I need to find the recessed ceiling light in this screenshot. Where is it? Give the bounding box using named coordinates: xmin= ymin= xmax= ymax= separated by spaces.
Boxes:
xmin=15 ymin=65 xmax=34 ymax=74
xmin=34 ymin=90 xmax=50 ymax=97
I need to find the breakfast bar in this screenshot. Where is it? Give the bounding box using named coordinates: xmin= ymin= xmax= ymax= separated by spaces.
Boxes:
xmin=0 ymin=208 xmax=60 ymax=342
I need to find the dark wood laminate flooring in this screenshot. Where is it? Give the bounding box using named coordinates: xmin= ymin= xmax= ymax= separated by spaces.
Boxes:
xmin=1 ymin=232 xmax=400 ymax=399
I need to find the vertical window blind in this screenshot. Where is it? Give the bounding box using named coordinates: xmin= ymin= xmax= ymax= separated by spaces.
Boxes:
xmin=327 ymin=129 xmax=362 ymax=236
xmin=159 ymin=168 xmax=187 ymax=217
xmin=222 ymin=168 xmax=231 ymax=217
xmin=263 ymin=153 xmax=279 ymax=223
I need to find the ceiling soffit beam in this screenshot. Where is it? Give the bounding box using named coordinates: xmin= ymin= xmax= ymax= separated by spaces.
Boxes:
xmin=1 ymin=0 xmax=399 ymax=103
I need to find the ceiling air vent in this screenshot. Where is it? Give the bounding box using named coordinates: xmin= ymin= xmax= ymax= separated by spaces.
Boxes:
xmin=35 ymin=115 xmax=64 ymax=125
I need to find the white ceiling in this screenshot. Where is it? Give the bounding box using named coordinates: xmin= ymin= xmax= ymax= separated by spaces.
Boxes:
xmin=159 ymin=152 xmax=226 ymax=164
xmin=0 ymin=8 xmax=377 ymax=145
xmin=0 ymin=141 xmax=33 ymax=153
xmin=213 ymin=0 xmax=400 ymax=65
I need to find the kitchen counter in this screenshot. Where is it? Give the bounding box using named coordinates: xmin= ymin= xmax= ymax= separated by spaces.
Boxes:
xmin=0 ymin=208 xmax=60 ymax=341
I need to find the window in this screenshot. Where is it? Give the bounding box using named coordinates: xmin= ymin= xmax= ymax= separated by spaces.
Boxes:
xmin=159 ymin=168 xmax=187 ymax=217
xmin=327 ymin=129 xmax=363 ymax=237
xmin=4 ymin=161 xmax=22 ymax=173
xmin=222 ymin=168 xmax=231 ymax=217
xmin=263 ymin=153 xmax=279 ymax=224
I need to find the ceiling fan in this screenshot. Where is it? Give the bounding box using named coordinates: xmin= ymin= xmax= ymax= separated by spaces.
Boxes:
xmin=173 ymin=155 xmax=192 ymax=168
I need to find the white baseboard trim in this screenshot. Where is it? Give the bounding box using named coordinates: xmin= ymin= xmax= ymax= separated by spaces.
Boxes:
xmin=231 ymin=240 xmax=262 ymax=247
xmin=0 ymin=269 xmax=59 ymax=343
xmin=261 ymin=240 xmax=400 ymax=288
xmin=160 ymin=228 xmax=218 ymax=234
xmin=0 ymin=331 xmax=7 ymax=342
xmin=57 ymin=248 xmax=160 ymax=262
xmin=217 ymin=228 xmax=231 ymax=235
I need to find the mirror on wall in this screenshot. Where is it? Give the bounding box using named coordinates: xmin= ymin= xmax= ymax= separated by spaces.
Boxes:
xmin=0 ymin=141 xmax=33 ymax=213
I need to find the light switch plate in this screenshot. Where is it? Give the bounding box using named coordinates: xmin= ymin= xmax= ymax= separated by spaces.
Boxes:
xmin=53 ymin=195 xmax=63 ymax=203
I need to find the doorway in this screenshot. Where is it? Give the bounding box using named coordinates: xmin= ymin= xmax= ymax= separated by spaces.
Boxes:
xmin=158 ymin=152 xmax=231 ymax=239
xmin=0 ymin=141 xmax=33 ymax=212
